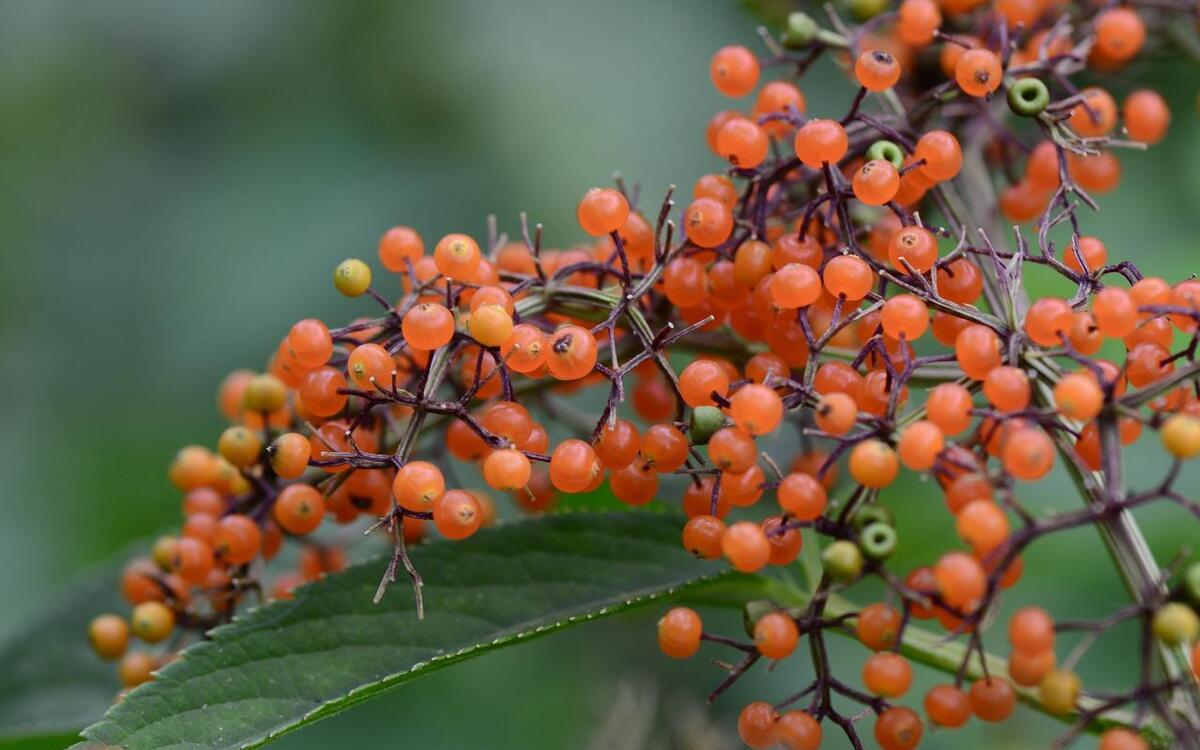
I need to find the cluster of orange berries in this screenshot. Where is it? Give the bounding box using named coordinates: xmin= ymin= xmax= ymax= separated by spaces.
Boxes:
xmin=657 ymin=3 xmax=1200 ymax=749
xmin=84 ymin=0 xmax=1200 ymax=746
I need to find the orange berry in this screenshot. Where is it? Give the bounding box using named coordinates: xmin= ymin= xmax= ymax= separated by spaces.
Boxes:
xmin=299 ymin=366 xmax=349 ymax=418
xmin=983 ymin=366 xmax=1030 ymax=411
xmin=771 ymin=263 xmax=822 ymax=308
xmin=897 ymin=420 xmax=945 ymax=472
xmin=1067 ymin=87 xmax=1118 ymax=137
xmin=737 ymin=702 xmax=779 ymax=750
xmin=594 ymin=418 xmax=641 ymax=470
xmin=1099 ymin=728 xmax=1150 ymax=750
xmin=815 ymin=392 xmax=858 ymax=435
xmin=729 ymin=383 xmax=784 ymax=435
xmin=1025 ymin=297 xmax=1074 ymax=346
xmin=881 ymin=294 xmax=929 ymax=340
xmin=1093 ymin=287 xmax=1137 ymax=338
xmin=855 ymin=49 xmax=901 ymax=92
xmin=274 ymin=485 xmax=326 ymax=535
xmin=955 ymin=324 xmax=1002 ymax=379
xmin=1009 ymin=646 xmax=1056 ymax=687
xmin=874 ymin=707 xmax=922 ymax=750
xmin=934 ymin=551 xmax=986 ymax=608
xmin=684 ymin=199 xmax=735 ymax=251
xmin=754 ymin=611 xmax=800 ymax=659
xmin=1094 ymin=8 xmax=1145 ymax=63
xmin=1002 ymin=425 xmax=1055 ymax=480
xmin=287 ymin=318 xmax=333 ymax=369
xmin=856 ymin=602 xmax=902 ymax=650
xmin=717 ymin=118 xmax=769 ymax=168
xmin=545 ymin=325 xmax=598 ymax=381
xmin=864 ymin=652 xmax=913 ymax=697
xmin=433 ymin=489 xmax=483 ymax=540
xmin=927 ymin=382 xmax=975 ymax=435
xmin=888 ymin=225 xmax=937 ymax=273
xmin=658 ymin=606 xmax=702 ymax=658
xmin=393 ymin=460 xmax=446 ymax=511
xmin=969 ymin=677 xmax=1016 ymax=722
xmin=956 ymin=500 xmax=1010 ymax=553
xmin=849 ymin=439 xmax=899 ymax=488
xmin=710 ymin=45 xmax=760 ymax=98
xmin=467 ymin=304 xmax=514 ymax=348
xmin=1123 ymin=89 xmax=1170 ymax=144
xmin=924 ymin=684 xmax=971 ymax=728
xmin=793 ymin=119 xmax=848 ymax=167
xmin=823 ymin=254 xmax=873 ymax=300
xmin=214 ymin=514 xmax=261 ymax=565
xmin=955 ymin=49 xmax=1002 ymax=97
xmin=549 ymin=439 xmax=601 ymax=493
xmin=1062 ymin=236 xmax=1107 ymax=275
xmin=853 ymin=159 xmax=900 ymax=206
xmin=776 ymin=711 xmax=822 ymax=750
xmin=682 ymin=515 xmax=727 ymax=559
xmin=433 ymin=233 xmax=482 ymax=281
xmin=577 ymin=187 xmax=630 ymax=237
xmin=915 ymin=130 xmax=962 ymax=182
xmin=753 ymin=81 xmax=806 ymax=137
xmin=641 ymin=424 xmax=689 ymax=472
xmin=502 ymin=323 xmax=548 ymax=374
xmin=722 ymin=521 xmax=771 ymax=572
xmin=897 ymin=0 xmax=941 ymax=46
xmin=402 ymin=302 xmax=455 ymax=350
xmin=679 ymin=359 xmax=731 ymax=407
xmin=377 ymin=225 xmax=424 ymax=272
xmin=777 ymin=472 xmax=827 ymax=520
xmin=1010 ymin=606 xmax=1055 ymax=653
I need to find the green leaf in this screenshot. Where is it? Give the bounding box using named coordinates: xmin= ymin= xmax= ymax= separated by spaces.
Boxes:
xmin=0 ymin=554 xmax=127 ymax=749
xmin=73 ymin=511 xmax=726 ymax=750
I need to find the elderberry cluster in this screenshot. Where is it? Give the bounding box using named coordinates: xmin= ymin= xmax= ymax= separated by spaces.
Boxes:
xmin=83 ymin=1 xmax=1200 ymax=748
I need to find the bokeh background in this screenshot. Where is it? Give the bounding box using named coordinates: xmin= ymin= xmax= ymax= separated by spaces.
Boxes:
xmin=2 ymin=1 xmax=1199 ymax=747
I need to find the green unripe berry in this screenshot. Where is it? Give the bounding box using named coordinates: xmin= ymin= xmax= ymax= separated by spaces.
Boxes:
xmin=151 ymin=535 xmax=178 ymax=572
xmin=689 ymin=406 xmax=726 ymax=446
xmin=1161 ymin=414 xmax=1200 ymax=459
xmin=1152 ymin=602 xmax=1199 ymax=645
xmin=742 ymin=599 xmax=778 ymax=637
xmin=783 ymin=12 xmax=818 ymax=48
xmin=1038 ymin=669 xmax=1082 ymax=715
xmin=243 ymin=373 xmax=287 ymax=413
xmin=1184 ymin=562 xmax=1200 ymax=605
xmin=866 ymin=140 xmax=905 ymax=170
xmin=852 ymin=504 xmax=893 ymax=531
xmin=845 ymin=0 xmax=888 ymax=21
xmin=859 ymin=522 xmax=897 ymax=560
xmin=1007 ymin=78 xmax=1050 ymax=117
xmin=822 ymin=540 xmax=864 ymax=582
xmin=334 ymin=258 xmax=372 ymax=297
xmin=130 ymin=601 xmax=176 ymax=644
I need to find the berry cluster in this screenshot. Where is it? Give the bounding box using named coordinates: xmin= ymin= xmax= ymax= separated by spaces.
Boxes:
xmin=84 ymin=1 xmax=1200 ymax=747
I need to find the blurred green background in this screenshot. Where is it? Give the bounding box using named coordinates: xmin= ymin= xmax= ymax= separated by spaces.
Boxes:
xmin=2 ymin=1 xmax=1199 ymax=748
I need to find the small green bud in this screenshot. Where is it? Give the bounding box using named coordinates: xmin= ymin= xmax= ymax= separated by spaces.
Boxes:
xmin=742 ymin=599 xmax=778 ymax=637
xmin=845 ymin=0 xmax=888 ymax=21
xmin=334 ymin=258 xmax=372 ymax=297
xmin=1152 ymin=602 xmax=1199 ymax=646
xmin=859 ymin=522 xmax=897 ymax=560
xmin=1184 ymin=562 xmax=1200 ymax=605
xmin=822 ymin=540 xmax=864 ymax=582
xmin=866 ymin=140 xmax=905 ymax=170
xmin=852 ymin=504 xmax=893 ymax=531
xmin=1007 ymin=78 xmax=1050 ymax=117
xmin=689 ymin=405 xmax=726 ymax=446
xmin=783 ymin=13 xmax=818 ymax=48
